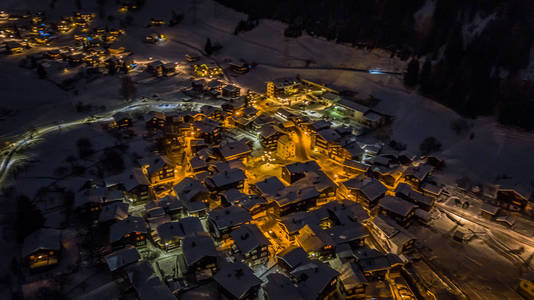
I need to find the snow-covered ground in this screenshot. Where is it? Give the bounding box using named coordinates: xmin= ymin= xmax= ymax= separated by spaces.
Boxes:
xmin=1 ymin=0 xmax=533 ymax=190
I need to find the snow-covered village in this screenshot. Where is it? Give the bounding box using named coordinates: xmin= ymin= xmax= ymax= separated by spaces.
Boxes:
xmin=1 ymin=1 xmax=534 ymax=299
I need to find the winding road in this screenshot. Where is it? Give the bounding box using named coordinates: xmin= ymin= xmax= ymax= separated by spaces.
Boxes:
xmin=0 ymin=99 xmax=211 ymax=186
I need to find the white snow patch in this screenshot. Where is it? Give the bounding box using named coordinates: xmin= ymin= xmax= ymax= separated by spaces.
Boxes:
xmin=413 ymin=0 xmax=436 ymax=34
xmin=462 ymin=12 xmax=496 ymax=45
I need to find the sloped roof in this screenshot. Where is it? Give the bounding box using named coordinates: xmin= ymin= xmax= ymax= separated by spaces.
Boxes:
xmin=378 ymin=196 xmax=418 ymax=218
xmin=105 ymin=246 xmax=140 ymax=272
xmin=213 ymin=262 xmax=262 ymax=299
xmin=291 ymin=261 xmax=339 ymax=300
xmin=109 ymin=216 xmax=147 ymax=243
xmin=264 ymin=273 xmax=304 ymax=300
xmin=208 ymin=206 xmax=251 ymax=230
xmin=22 ymin=228 xmax=61 ymax=257
xmin=230 ymin=224 xmax=270 ymax=255
xmin=182 ymin=233 xmax=218 ymax=267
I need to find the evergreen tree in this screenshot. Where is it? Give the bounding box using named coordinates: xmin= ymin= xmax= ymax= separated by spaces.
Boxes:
xmin=37 ymin=64 xmax=47 ymax=79
xmin=120 ymin=76 xmax=136 ymax=100
xmin=15 ymin=195 xmax=45 ymax=243
xmin=404 ymin=59 xmax=419 ymax=87
xmin=204 ymin=38 xmax=213 ymax=55
xmin=419 ymin=59 xmax=432 ymax=93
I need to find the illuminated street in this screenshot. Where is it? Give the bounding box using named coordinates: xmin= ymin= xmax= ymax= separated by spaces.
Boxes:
xmin=1 ymin=1 xmax=534 ymax=300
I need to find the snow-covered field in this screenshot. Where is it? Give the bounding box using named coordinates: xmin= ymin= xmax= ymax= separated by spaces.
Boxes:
xmin=1 ymin=0 xmax=533 ymax=190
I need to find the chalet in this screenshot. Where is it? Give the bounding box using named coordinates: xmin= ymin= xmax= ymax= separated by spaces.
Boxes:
xmin=414 ymin=208 xmax=431 ymax=224
xmin=496 ymin=182 xmax=533 ymax=212
xmin=362 ymin=111 xmax=387 ymax=128
xmin=189 ymin=155 xmax=208 ymax=173
xmin=155 ymin=221 xmax=184 ymax=251
xmin=109 ymin=216 xmax=148 ymax=249
xmin=290 ymin=261 xmax=339 ymax=300
xmin=213 ymin=261 xmax=262 ymax=300
xmin=420 ymin=182 xmax=442 ymax=198
xmin=5 ymin=41 xmax=24 ymax=54
xmin=173 ymin=177 xmax=209 ymax=217
xmin=480 ymin=202 xmax=500 ymax=220
xmin=145 ymin=205 xmax=170 ymax=236
xmin=279 ymin=205 xmax=336 ymax=239
xmin=370 ymin=215 xmax=415 ymax=255
xmin=218 ymin=140 xmax=251 ymax=161
xmin=338 ymin=175 xmax=387 ymax=209
xmin=370 ymin=164 xmax=403 ymax=187
xmin=395 ymin=183 xmax=435 ymax=211
xmin=210 ymin=160 xmax=245 ymax=174
xmin=73 ymin=189 xmax=104 ymax=217
xmin=259 ymin=124 xmax=284 ymax=151
xmin=296 ymin=224 xmax=335 ymax=258
xmin=181 ymin=232 xmax=219 ymax=280
xmin=519 ymin=272 xmax=534 ymax=300
xmin=200 ymin=104 xmax=224 ymax=121
xmin=23 ymin=229 xmax=62 ymax=270
xmin=123 ymin=261 xmax=175 ymax=300
xmin=233 ymin=106 xmax=258 ymax=129
xmin=147 ymin=60 xmax=164 ymax=76
xmin=377 ymin=196 xmax=418 ymax=227
xmin=336 ymin=98 xmax=370 ymax=122
xmin=206 ymin=80 xmax=224 ymax=95
xmin=192 ymin=78 xmax=207 ymax=90
xmin=323 ymin=200 xmax=370 ymax=225
xmin=251 ymin=176 xmax=286 ymax=198
xmin=105 ymin=246 xmax=141 ymax=273
xmin=239 ymin=195 xmax=269 ymax=218
xmin=105 ymin=168 xmax=151 ymax=204
xmin=354 ymin=247 xmax=403 ymax=280
xmin=272 ymin=184 xmax=320 ymax=217
xmin=145 ymin=111 xmax=166 ymax=130
xmin=342 ymin=159 xmax=370 ymax=175
xmin=113 ymin=112 xmax=132 ymax=127
xmin=205 ymin=168 xmax=246 ymax=192
xmin=230 ymin=223 xmax=271 ymax=265
xmin=99 ymin=201 xmax=129 ymax=224
xmin=263 ymin=273 xmax=304 ymax=300
xmin=266 ymin=78 xmax=300 ymax=99
xmin=281 ymin=160 xmax=320 ymax=184
xmin=331 ymin=259 xmax=367 ymax=299
xmin=314 ymin=128 xmax=340 ymax=155
xmin=277 ymin=134 xmax=296 ymax=160
xmin=294 ymin=170 xmax=337 ymax=202
xmin=158 ymin=195 xmax=184 ymax=219
xmin=139 ymin=155 xmax=175 ymax=185
xmin=208 ymin=206 xmax=251 ymax=240
xmin=276 ymin=246 xmax=311 ymax=273
xmin=331 ymin=138 xmax=363 ymax=163
xmin=188 ymin=138 xmax=210 ymax=154
xmin=222 ymin=85 xmax=241 ymax=99
xmin=222 ymin=98 xmax=246 ymax=115
xmin=326 ymin=222 xmax=369 ymax=249
xmin=275 ymin=108 xmax=297 ymax=122
xmin=220 ymin=188 xmax=250 ymax=206
xmin=404 ymin=164 xmax=434 ymax=187
xmin=305 ymin=120 xmax=331 ymax=135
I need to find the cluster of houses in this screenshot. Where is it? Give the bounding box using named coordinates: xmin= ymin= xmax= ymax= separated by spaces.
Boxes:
xmin=20 ymin=94 xmax=445 ymax=299
xmin=13 ymin=44 xmax=534 ymax=298
xmin=0 ymin=9 xmax=138 ymax=91
xmin=0 ymin=10 xmax=104 ymax=54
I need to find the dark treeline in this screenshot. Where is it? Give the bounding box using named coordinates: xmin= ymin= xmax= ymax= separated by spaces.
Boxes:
xmin=216 ymin=0 xmax=534 ymax=130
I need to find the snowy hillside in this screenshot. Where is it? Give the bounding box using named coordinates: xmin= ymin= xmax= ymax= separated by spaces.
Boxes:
xmin=1 ymin=0 xmax=533 ymax=189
